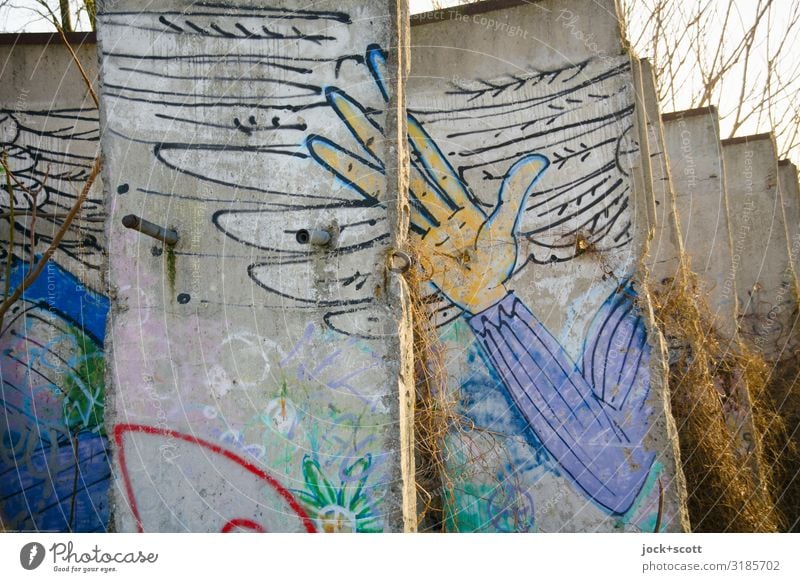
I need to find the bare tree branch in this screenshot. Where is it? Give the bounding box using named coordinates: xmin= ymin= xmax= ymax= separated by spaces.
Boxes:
xmin=0 ymin=155 xmax=101 ymax=323
xmin=621 ymin=0 xmax=800 ymax=166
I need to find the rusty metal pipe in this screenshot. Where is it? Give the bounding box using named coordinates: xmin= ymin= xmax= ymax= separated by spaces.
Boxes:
xmin=296 ymin=228 xmax=331 ymax=246
xmin=122 ymin=214 xmax=179 ymax=245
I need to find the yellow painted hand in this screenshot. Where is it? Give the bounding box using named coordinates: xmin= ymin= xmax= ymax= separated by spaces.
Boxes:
xmin=307 ymin=47 xmax=549 ymax=314
xmin=403 ymin=119 xmax=548 ymax=313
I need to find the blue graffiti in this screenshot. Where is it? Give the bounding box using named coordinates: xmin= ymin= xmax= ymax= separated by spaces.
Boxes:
xmin=7 ymin=257 xmax=108 ymax=343
xmin=1 ymin=258 xmax=110 ymax=532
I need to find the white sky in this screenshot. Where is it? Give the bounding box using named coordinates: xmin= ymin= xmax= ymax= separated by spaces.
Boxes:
xmin=1 ymin=0 xmax=797 ymax=165
xmin=1 ymin=0 xmax=89 ymax=31
xmin=0 ymin=0 xmax=441 ymax=31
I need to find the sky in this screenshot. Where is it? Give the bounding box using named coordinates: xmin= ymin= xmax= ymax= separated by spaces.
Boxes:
xmin=1 ymin=0 xmax=798 ymax=165
xmin=2 ymin=0 xmax=449 ymax=30
xmin=1 ymin=0 xmax=456 ymax=31
xmin=0 ymin=0 xmax=89 ymax=31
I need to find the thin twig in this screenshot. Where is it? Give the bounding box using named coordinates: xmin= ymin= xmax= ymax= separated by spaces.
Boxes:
xmin=0 ymin=15 xmax=103 ymax=326
xmin=28 ymin=179 xmax=39 ymax=272
xmin=69 ymin=432 xmax=79 ymax=532
xmin=0 ymin=210 xmax=104 ymax=222
xmin=2 ymin=150 xmax=15 ymax=331
xmin=0 ymin=156 xmax=101 ymax=323
xmin=1 ymin=151 xmax=43 ymax=198
xmin=54 ymin=21 xmax=98 ymax=108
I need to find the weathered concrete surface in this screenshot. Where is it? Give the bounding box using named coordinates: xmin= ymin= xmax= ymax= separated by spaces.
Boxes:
xmin=0 ymin=34 xmax=111 ymax=532
xmin=637 ymin=59 xmax=683 ymax=292
xmin=723 ymin=134 xmax=799 ymax=360
xmin=660 ymin=111 xmax=763 ymax=467
xmin=97 ymin=0 xmax=411 ymax=532
xmin=779 ymin=160 xmax=800 ymax=281
xmin=410 ymin=0 xmax=688 ymax=532
xmin=662 ymin=108 xmax=738 ymax=341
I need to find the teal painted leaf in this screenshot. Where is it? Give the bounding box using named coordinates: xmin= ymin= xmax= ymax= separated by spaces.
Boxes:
xmin=293 ymin=490 xmax=322 ymax=510
xmin=343 ymin=454 xmax=371 ymax=479
xmin=302 ymin=457 xmax=337 ymax=507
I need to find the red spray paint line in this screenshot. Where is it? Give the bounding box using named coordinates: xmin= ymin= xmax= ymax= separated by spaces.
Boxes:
xmin=114 ymin=423 xmax=316 ymax=533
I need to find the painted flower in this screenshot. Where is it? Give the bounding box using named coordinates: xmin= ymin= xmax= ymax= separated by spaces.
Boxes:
xmin=295 ymin=455 xmax=382 ymax=533
xmin=263 ymin=396 xmax=299 ymax=437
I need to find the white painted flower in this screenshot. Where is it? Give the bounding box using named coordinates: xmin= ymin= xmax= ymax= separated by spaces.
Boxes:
xmin=316 ymin=505 xmax=358 ymax=533
xmin=208 ymin=364 xmax=234 ymax=398
xmin=263 ymin=397 xmax=299 ymax=436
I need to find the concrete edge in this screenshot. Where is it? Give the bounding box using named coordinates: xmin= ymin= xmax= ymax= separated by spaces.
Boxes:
xmin=661 ymin=106 xmax=718 ymax=123
xmin=639 ymin=58 xmax=686 ymax=261
xmin=720 ymin=132 xmax=774 ymax=147
xmin=0 ymin=32 xmax=96 ymax=45
xmin=411 ymin=0 xmax=538 ymax=26
xmin=629 ymin=57 xmax=692 ymax=532
xmin=385 ymin=0 xmax=417 ymax=533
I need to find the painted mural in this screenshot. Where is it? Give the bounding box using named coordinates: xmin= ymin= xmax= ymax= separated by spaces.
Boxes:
xmin=109 ymin=320 xmax=393 ymax=533
xmin=1 ymin=106 xmax=109 ymax=531
xmin=97 ymin=1 xmax=401 ymax=532
xmin=97 ymin=0 xmax=672 ymax=531
xmin=4 ymin=2 xmax=676 ymax=532
xmin=399 ymin=51 xmax=671 ymax=531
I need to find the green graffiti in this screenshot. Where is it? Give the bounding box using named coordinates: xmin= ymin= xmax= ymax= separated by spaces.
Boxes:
xmin=295 ymin=455 xmax=382 ymax=533
xmin=444 ymin=481 xmax=490 ymax=533
xmin=62 ymin=326 xmax=105 ymax=435
xmin=618 ymin=461 xmax=666 ymax=532
xmin=166 ymin=244 xmax=177 ymax=296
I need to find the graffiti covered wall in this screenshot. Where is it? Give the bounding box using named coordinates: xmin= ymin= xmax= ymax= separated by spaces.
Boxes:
xmin=97 ymin=0 xmax=412 ymax=532
xmin=409 ymin=0 xmax=687 ymax=532
xmin=0 ymin=36 xmax=110 ymax=532
xmin=0 ymin=262 xmax=108 ymax=532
